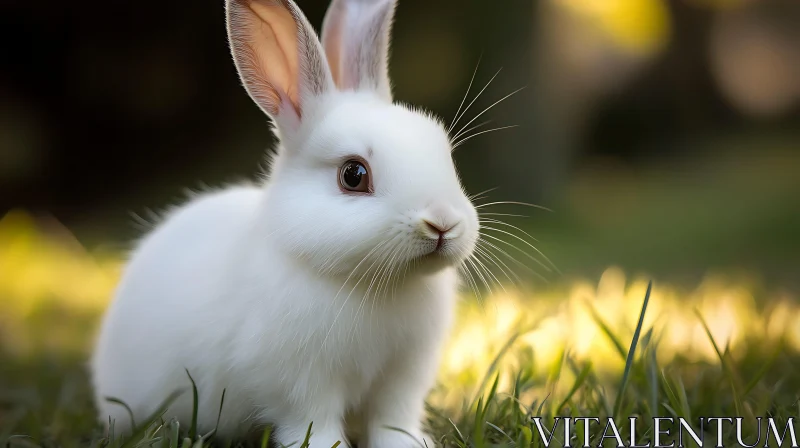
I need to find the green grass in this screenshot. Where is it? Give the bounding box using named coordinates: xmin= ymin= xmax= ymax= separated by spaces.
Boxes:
xmin=2 ymin=283 xmax=799 ymax=448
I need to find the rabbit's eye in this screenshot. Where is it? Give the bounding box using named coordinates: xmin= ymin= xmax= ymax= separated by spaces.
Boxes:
xmin=339 ymin=159 xmax=371 ymax=193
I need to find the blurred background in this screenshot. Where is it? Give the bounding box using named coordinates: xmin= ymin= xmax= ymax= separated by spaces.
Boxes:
xmin=1 ymin=0 xmax=798 ymax=285
xmin=1 ymin=0 xmax=799 ymax=439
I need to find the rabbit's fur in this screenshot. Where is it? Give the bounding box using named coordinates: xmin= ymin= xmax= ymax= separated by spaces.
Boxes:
xmin=91 ymin=0 xmax=479 ymax=446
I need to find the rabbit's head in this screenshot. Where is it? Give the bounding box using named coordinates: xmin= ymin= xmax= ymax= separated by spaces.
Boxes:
xmin=227 ymin=0 xmax=479 ymax=278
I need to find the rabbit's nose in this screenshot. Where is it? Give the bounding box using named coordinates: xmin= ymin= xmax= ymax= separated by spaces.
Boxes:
xmin=420 ymin=219 xmax=459 ymax=251
xmin=423 ymin=220 xmax=454 ymax=237
xmin=418 ymin=202 xmax=462 ymax=239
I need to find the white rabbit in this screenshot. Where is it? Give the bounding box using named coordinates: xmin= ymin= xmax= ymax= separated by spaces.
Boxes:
xmin=90 ymin=0 xmax=480 ymax=446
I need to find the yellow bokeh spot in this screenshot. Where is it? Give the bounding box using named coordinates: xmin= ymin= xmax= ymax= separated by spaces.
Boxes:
xmin=557 ymin=0 xmax=672 ymax=55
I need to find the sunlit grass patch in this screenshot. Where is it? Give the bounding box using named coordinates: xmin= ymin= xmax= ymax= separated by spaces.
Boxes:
xmin=0 ymin=210 xmax=121 ymax=316
xmin=1 ymin=209 xmax=799 ymax=446
xmin=440 ymin=269 xmax=798 ymax=380
xmin=0 ymin=211 xmax=121 ymax=357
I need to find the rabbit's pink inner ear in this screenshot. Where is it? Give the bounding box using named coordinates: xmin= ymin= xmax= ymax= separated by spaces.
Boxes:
xmin=229 ymin=0 xmax=302 ymax=117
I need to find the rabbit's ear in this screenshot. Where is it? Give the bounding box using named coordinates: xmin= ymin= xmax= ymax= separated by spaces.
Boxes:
xmin=321 ymin=0 xmax=396 ymax=101
xmin=227 ymin=0 xmax=334 ymax=128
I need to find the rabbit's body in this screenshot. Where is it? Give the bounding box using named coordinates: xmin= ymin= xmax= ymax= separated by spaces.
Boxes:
xmin=92 ymin=1 xmax=480 ymax=446
xmin=93 ymin=185 xmax=456 ymax=440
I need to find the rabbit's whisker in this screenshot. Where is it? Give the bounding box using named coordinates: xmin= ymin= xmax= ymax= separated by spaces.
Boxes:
xmin=476 ymin=239 xmax=546 ymax=283
xmin=312 ymin=230 xmax=394 ymax=347
xmin=471 ymin=248 xmax=506 ymax=293
xmin=452 ymin=86 xmax=524 ymax=143
xmin=364 ymin=242 xmax=406 ymax=340
xmin=448 ymin=68 xmax=502 ymax=136
xmin=352 ymin=241 xmax=401 ymax=343
xmin=317 ymin=236 xmax=396 ymax=358
xmin=479 ymin=218 xmax=540 ymax=242
xmin=468 ymin=186 xmax=500 ymax=200
xmin=317 ymin=235 xmax=364 ymax=275
xmin=479 ymin=227 xmax=553 ymax=273
xmin=461 ymin=257 xmax=483 ymax=293
xmin=465 ymin=254 xmax=495 ymax=299
xmin=479 ymin=212 xmax=528 ymax=218
xmin=370 ymin=240 xmax=402 ymax=303
xmin=481 ymin=241 xmax=528 ymax=284
xmin=317 ymin=246 xmax=383 ymax=356
xmin=476 ymin=238 xmax=535 ymax=274
xmin=458 ymin=262 xmax=483 ymax=303
xmin=342 ymin=244 xmax=394 ymax=344
xmin=390 ymin=245 xmax=413 ymax=300
xmin=452 ymin=125 xmax=519 ymax=151
xmin=479 ymin=218 xmax=554 ymax=262
xmin=378 ymin=245 xmax=406 ymax=309
xmin=461 ymin=257 xmax=488 ymax=308
xmin=397 ymin=246 xmax=413 ymax=297
xmin=474 ymin=201 xmax=553 ymax=213
xmin=480 ymin=217 xmax=559 ymax=275
xmin=473 ymin=253 xmax=499 ymax=299
xmin=474 ymin=244 xmax=519 ymax=286
xmin=451 ymin=120 xmax=492 ymax=144
xmin=448 ymin=54 xmax=482 ymax=134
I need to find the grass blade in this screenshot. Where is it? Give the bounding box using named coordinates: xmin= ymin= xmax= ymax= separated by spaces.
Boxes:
xmin=613 ymin=280 xmax=652 ymax=418
xmin=5 ymin=435 xmax=38 ymax=448
xmin=693 ymin=308 xmax=742 ymax=416
xmin=742 ymin=345 xmax=782 ymax=397
xmin=121 ymin=390 xmax=185 ymax=448
xmin=585 ymin=301 xmax=627 ymax=361
xmin=647 ymin=343 xmax=659 ymax=418
xmin=259 ymin=426 xmax=272 ymax=448
xmin=299 ymin=422 xmax=313 ymax=448
xmin=554 ymin=361 xmax=592 ymax=413
xmin=184 ymin=369 xmax=199 ymax=441
xmin=202 ymin=388 xmax=227 ymax=440
xmin=169 ymin=421 xmax=180 ymax=448
xmin=105 ymin=397 xmax=137 ymax=431
xmin=469 ymin=326 xmax=522 ymax=412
